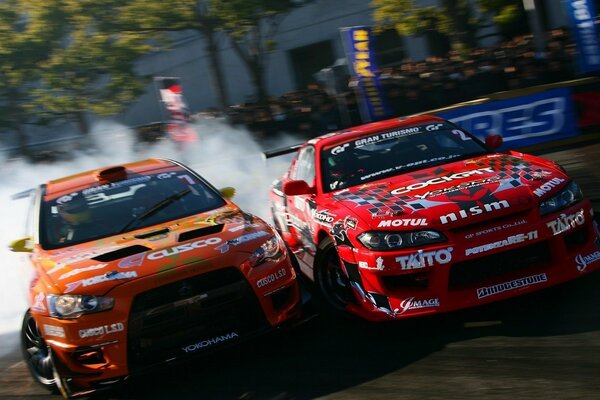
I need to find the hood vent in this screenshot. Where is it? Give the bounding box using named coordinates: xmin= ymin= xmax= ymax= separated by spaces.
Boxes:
xmin=178 ymin=224 xmax=224 ymax=242
xmin=134 ymin=228 xmax=170 ymax=240
xmin=92 ymin=245 xmax=151 ymax=262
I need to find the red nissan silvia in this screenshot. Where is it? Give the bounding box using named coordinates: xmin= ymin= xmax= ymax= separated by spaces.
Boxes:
xmin=267 ymin=114 xmax=600 ymax=321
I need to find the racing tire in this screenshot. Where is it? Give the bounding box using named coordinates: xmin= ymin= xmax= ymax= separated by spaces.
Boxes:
xmin=314 ymin=237 xmax=357 ymax=316
xmin=20 ymin=311 xmax=74 ymax=399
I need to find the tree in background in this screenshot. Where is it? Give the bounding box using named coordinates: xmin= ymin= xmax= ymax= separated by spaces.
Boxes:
xmin=119 ymin=0 xmax=231 ymax=110
xmin=211 ymin=0 xmax=308 ymax=105
xmin=371 ymin=0 xmax=524 ymax=54
xmin=31 ymin=0 xmax=150 ymax=136
xmin=0 ymin=0 xmax=68 ymax=155
xmin=121 ymin=0 xmax=310 ymax=107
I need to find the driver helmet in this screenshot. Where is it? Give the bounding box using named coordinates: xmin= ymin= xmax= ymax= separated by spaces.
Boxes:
xmin=57 ymin=195 xmax=91 ymax=225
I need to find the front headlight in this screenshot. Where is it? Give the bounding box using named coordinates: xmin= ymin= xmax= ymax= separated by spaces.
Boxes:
xmin=47 ymin=294 xmax=114 ymax=319
xmin=539 ymin=181 xmax=583 ymax=216
xmin=358 ymin=230 xmax=446 ymax=251
xmin=247 ymin=235 xmax=284 ymax=267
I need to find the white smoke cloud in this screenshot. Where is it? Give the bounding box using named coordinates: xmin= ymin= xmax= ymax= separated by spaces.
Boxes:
xmin=0 ymin=118 xmax=299 ymax=335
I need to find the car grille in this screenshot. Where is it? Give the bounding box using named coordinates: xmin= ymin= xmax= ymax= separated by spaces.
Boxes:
xmin=449 ymin=241 xmax=551 ymax=289
xmin=127 ymin=266 xmax=268 ymax=371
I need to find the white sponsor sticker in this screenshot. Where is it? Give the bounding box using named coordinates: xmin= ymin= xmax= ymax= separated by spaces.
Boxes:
xmin=43 ymin=324 xmax=66 ymax=338
xmin=79 ymin=322 xmax=125 ymax=338
xmin=477 ymin=273 xmax=548 ymax=299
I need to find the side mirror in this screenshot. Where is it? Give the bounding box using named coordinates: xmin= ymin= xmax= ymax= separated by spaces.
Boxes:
xmin=282 ymin=180 xmax=315 ymax=196
xmin=219 ymin=187 xmax=236 ymax=199
xmin=9 ymin=237 xmax=33 ymax=253
xmin=485 ymin=134 xmax=503 ymax=150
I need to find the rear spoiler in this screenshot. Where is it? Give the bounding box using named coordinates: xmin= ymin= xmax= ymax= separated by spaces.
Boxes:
xmin=262 ymin=143 xmax=303 ymax=160
xmin=11 ymin=188 xmax=34 ymax=200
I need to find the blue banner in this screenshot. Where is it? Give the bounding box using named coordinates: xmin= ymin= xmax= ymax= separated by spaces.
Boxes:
xmin=565 ymin=0 xmax=600 ymax=75
xmin=438 ymin=87 xmax=579 ymax=149
xmin=340 ymin=26 xmax=391 ymax=122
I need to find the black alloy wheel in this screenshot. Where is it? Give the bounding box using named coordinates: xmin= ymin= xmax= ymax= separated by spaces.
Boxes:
xmin=315 ymin=238 xmax=356 ymax=313
xmin=21 ymin=310 xmax=57 ymax=391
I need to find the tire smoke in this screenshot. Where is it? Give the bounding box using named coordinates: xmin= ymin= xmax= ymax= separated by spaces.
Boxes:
xmin=0 ymin=118 xmax=299 ymax=334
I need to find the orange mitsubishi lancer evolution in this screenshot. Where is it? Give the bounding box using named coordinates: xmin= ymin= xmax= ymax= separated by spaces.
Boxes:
xmin=9 ymin=158 xmax=301 ymax=398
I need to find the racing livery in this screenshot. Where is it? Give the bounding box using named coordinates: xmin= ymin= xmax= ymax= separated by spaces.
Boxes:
xmin=267 ymin=114 xmax=600 ymax=321
xmin=10 ymin=159 xmax=300 ymax=398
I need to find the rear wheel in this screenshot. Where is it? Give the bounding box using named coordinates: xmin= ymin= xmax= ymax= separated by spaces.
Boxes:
xmin=314 ymin=237 xmax=356 ymax=313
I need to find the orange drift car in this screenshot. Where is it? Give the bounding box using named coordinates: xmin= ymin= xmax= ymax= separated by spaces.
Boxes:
xmin=10 ymin=158 xmax=301 ymax=398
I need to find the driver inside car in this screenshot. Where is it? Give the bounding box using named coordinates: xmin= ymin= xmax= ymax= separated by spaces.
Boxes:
xmin=53 ymin=195 xmax=94 ymax=244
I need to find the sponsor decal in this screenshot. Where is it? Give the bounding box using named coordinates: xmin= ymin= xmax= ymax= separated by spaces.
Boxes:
xmin=344 ymin=216 xmax=358 ymax=230
xmin=312 ymin=209 xmax=336 ymax=225
xmin=425 ymin=123 xmax=444 ymax=131
xmin=65 ymin=271 xmax=138 ymax=293
xmin=391 ymin=167 xmax=494 ymax=195
xmin=533 ymin=177 xmax=565 ymax=197
xmin=465 ymin=219 xmax=528 ymax=239
xmin=331 ymin=143 xmax=349 ymax=155
xmin=355 ymin=127 xmax=422 ymax=148
xmin=477 ymin=273 xmax=548 ymax=299
xmin=396 ymin=297 xmax=440 ymax=315
xmin=256 ymin=268 xmax=287 ymax=288
xmin=377 ymin=218 xmax=427 ymax=228
xmin=451 ymin=128 xmax=472 ymax=141
xmin=182 ymin=332 xmax=239 ymax=353
xmin=82 ymin=176 xmax=152 ymax=196
xmin=528 ymin=170 xmax=552 ymax=181
xmin=119 ymin=253 xmax=147 ymax=268
xmin=440 ymin=200 xmax=510 ymax=225
xmin=575 ymin=250 xmax=600 ymax=272
xmin=358 ymin=257 xmax=386 ymax=270
xmin=149 ymin=237 xmax=223 ymax=260
xmin=415 ymin=176 xmax=503 ymax=200
xmin=215 ymin=231 xmax=270 ymax=254
xmin=546 ymin=209 xmax=585 ymax=235
xmin=465 ymin=230 xmax=538 ymax=256
xmin=79 ymin=322 xmax=125 ymax=338
xmin=395 ymin=247 xmax=453 ymax=270
xmin=157 ymin=172 xmax=177 ymax=179
xmin=43 ymin=324 xmax=66 ymax=338
xmin=47 ymin=263 xmax=66 ymax=275
xmin=58 ymin=263 xmax=107 ymax=280
xmin=31 ymin=292 xmax=47 ymax=312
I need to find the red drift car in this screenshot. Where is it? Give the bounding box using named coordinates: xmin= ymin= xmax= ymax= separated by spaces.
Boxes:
xmin=10 ymin=158 xmax=300 ymax=398
xmin=267 ymin=115 xmax=600 ymax=321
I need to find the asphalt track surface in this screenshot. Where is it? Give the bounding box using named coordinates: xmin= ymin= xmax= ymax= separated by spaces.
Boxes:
xmin=1 ymin=142 xmax=599 ymax=400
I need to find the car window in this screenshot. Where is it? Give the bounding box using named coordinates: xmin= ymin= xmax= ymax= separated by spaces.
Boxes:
xmin=291 ymin=146 xmax=316 ymax=185
xmin=321 ymin=122 xmax=489 ymax=192
xmin=39 ymin=170 xmax=226 ymax=249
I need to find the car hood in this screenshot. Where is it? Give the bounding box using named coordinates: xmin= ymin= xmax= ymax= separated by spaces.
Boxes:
xmin=39 ymin=206 xmax=272 ymax=295
xmin=329 ymin=153 xmax=568 ymax=230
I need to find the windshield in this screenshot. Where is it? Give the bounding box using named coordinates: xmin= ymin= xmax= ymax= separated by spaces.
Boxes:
xmin=321 ymin=122 xmax=489 ymax=192
xmin=40 ymin=169 xmax=226 ymax=249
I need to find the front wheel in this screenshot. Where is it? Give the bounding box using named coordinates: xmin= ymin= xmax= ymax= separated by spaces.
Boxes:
xmin=21 ymin=311 xmax=72 ymax=398
xmin=314 ymin=237 xmax=356 ymax=314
